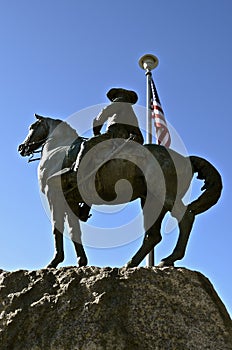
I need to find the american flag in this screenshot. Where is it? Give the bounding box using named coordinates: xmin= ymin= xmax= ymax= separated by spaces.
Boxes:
xmin=150 ymin=77 xmax=171 ymax=147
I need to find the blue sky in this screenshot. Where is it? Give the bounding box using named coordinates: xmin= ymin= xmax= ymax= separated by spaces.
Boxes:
xmin=0 ymin=1 xmax=231 ymax=316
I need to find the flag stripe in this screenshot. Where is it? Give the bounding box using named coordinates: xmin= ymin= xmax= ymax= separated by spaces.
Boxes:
xmin=150 ymin=77 xmax=171 ymax=148
xmin=153 ymin=118 xmax=167 ymax=128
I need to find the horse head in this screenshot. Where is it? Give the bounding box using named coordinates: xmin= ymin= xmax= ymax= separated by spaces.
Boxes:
xmin=18 ymin=114 xmax=50 ymax=157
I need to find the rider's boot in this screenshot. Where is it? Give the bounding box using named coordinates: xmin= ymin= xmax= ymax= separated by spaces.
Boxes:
xmin=78 ymin=203 xmax=92 ymax=222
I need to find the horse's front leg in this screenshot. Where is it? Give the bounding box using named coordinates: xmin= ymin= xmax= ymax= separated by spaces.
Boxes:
xmin=73 ymin=241 xmax=88 ymax=267
xmin=46 ymin=187 xmax=65 ymax=268
xmin=47 ymin=228 xmax=64 ymax=268
xmin=66 ymin=206 xmax=88 ymax=267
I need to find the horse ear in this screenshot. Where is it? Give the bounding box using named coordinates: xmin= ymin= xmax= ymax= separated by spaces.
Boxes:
xmin=34 ymin=113 xmax=44 ymax=120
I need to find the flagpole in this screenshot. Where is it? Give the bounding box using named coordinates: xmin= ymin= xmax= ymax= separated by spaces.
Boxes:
xmin=146 ymin=70 xmax=153 ymax=144
xmin=139 ymin=54 xmax=159 ymax=267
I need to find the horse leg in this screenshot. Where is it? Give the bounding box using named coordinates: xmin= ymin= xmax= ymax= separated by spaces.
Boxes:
xmin=66 ymin=205 xmax=88 ymax=267
xmin=73 ymin=241 xmax=88 ymax=267
xmin=125 ymin=197 xmax=166 ymax=268
xmin=125 ymin=213 xmax=164 ymax=267
xmin=47 ymin=228 xmax=65 ymax=268
xmin=158 ymin=208 xmax=195 ymax=267
xmin=46 ymin=188 xmax=66 ymax=268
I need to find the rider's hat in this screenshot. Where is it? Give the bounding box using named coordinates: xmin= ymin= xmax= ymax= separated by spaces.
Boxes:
xmin=107 ymin=88 xmax=138 ymax=104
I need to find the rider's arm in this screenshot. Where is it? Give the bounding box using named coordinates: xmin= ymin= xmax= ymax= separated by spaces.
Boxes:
xmin=92 ymin=104 xmax=114 ymax=136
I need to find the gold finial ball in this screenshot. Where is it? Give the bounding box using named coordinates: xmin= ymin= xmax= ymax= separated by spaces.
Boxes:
xmin=139 ymin=54 xmax=159 ymax=71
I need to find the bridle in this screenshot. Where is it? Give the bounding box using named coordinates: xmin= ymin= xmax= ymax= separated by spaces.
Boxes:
xmin=23 ymin=120 xmax=50 ymax=162
xmin=27 ymin=143 xmax=45 ymax=163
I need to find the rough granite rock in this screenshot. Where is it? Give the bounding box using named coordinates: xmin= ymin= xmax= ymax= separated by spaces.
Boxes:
xmin=0 ymin=267 xmax=231 ymax=350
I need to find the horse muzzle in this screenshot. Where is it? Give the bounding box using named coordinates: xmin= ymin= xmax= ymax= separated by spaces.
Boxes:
xmin=18 ymin=143 xmax=31 ymax=157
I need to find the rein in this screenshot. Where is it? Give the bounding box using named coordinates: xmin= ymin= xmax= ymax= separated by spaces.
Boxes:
xmin=27 ymin=136 xmax=86 ymax=163
xmin=25 ymin=117 xmax=87 ymax=164
xmin=28 ymin=149 xmax=43 ymax=163
xmin=26 ymin=136 xmax=49 ymax=163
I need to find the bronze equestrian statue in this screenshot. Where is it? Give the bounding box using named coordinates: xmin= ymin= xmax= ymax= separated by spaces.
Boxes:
xmin=18 ymin=112 xmax=222 ymax=268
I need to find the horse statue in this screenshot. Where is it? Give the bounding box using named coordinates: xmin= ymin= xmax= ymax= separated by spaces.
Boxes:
xmin=18 ymin=114 xmax=222 ymax=268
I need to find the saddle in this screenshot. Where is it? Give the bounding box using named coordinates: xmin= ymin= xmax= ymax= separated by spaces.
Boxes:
xmin=62 ymin=137 xmax=84 ymax=168
xmin=75 ymin=138 xmax=146 ymax=203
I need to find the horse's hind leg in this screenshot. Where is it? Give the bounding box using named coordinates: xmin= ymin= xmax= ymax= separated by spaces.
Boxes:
xmin=159 ymin=207 xmax=195 ymax=267
xmin=126 ymin=212 xmax=165 ymax=268
xmin=126 ymin=196 xmax=166 ymax=268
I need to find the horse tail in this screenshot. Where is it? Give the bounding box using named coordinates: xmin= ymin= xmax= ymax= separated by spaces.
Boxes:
xmin=188 ymin=156 xmax=222 ymax=215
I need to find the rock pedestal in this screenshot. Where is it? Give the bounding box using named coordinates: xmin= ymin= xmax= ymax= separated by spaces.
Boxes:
xmin=0 ymin=267 xmax=231 ymax=350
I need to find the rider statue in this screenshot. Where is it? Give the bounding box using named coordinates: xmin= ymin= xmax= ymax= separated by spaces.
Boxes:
xmin=67 ymin=87 xmax=144 ymax=221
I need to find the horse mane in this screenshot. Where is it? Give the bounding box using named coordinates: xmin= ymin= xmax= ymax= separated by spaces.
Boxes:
xmin=48 ymin=117 xmax=79 ymax=139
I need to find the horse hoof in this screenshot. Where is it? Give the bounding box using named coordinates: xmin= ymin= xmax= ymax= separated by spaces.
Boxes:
xmin=78 ymin=256 xmax=88 ymax=267
xmin=124 ymin=260 xmax=137 ymax=268
xmin=47 ymin=254 xmax=64 ymax=268
xmin=158 ymin=260 xmax=175 ymax=268
xmin=47 ymin=261 xmax=58 ymax=268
